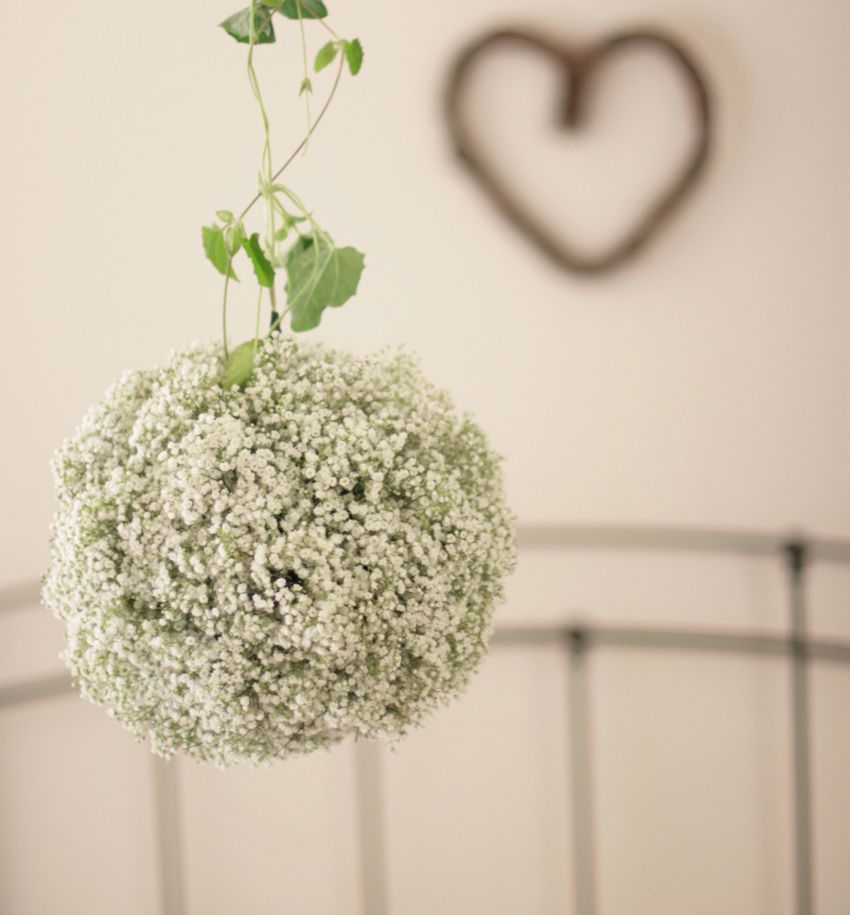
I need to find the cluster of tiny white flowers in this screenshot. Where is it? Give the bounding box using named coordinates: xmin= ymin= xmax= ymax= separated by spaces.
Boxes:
xmin=44 ymin=337 xmax=515 ymax=765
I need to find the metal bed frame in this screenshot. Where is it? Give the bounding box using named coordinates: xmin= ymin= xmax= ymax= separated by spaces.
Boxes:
xmin=2 ymin=524 xmax=849 ymax=915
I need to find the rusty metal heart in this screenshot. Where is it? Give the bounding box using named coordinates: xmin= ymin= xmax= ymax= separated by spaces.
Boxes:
xmin=445 ymin=28 xmax=714 ymax=275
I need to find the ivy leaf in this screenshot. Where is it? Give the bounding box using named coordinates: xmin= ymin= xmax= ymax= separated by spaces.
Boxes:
xmin=219 ymin=7 xmax=276 ymax=44
xmin=299 ymin=77 xmax=313 ymax=96
xmin=285 ymin=234 xmax=365 ymax=331
xmin=223 ymin=339 xmax=258 ymax=389
xmin=241 ymin=233 xmax=275 ymax=287
xmin=225 ymin=223 xmax=245 ymax=256
xmin=314 ymin=41 xmax=338 ymax=73
xmin=343 ymin=38 xmax=364 ymax=75
xmin=202 ymin=225 xmax=239 ymax=280
xmin=277 ymin=0 xmax=328 ymax=19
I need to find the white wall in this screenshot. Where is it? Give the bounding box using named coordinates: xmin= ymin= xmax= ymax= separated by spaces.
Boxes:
xmin=1 ymin=0 xmax=847 ymax=912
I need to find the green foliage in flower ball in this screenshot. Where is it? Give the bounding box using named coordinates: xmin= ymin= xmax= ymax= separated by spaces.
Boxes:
xmin=44 ymin=339 xmax=516 ymax=765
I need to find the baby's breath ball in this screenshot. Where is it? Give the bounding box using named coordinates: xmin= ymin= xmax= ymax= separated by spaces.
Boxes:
xmin=44 ymin=337 xmax=515 ymax=765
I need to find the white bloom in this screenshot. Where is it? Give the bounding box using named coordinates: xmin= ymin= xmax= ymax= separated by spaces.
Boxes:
xmin=44 ymin=337 xmax=515 ymax=765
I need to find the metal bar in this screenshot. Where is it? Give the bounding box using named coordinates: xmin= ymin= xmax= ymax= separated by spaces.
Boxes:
xmin=354 ymin=739 xmax=388 ymax=915
xmin=807 ymin=640 xmax=850 ymax=665
xmin=568 ymin=628 xmax=596 ymax=915
xmin=786 ymin=543 xmax=814 ymax=915
xmin=0 ymin=673 xmax=73 ymax=709
xmin=490 ymin=625 xmax=565 ymax=648
xmin=493 ymin=624 xmax=850 ymax=665
xmin=152 ymin=756 xmax=185 ymax=915
xmin=515 ymin=523 xmax=850 ymax=564
xmin=592 ymin=627 xmax=850 ymax=665
xmin=593 ymin=626 xmax=792 ymax=656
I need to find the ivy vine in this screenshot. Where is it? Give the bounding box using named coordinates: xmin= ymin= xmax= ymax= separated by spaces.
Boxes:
xmin=203 ymin=0 xmax=366 ymax=386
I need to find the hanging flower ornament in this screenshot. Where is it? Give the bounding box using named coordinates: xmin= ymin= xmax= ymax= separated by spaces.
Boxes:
xmin=44 ymin=0 xmax=515 ymax=765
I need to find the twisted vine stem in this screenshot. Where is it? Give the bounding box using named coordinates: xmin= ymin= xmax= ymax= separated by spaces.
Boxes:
xmin=222 ymin=51 xmax=345 ymax=356
xmin=207 ymin=0 xmax=365 ymax=372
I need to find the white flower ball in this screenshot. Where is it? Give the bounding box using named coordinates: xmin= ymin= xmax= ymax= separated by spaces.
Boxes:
xmin=44 ymin=337 xmax=515 ymax=765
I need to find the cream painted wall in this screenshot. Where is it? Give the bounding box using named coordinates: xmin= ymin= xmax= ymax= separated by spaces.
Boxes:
xmin=1 ymin=0 xmax=848 ymax=913
xmin=1 ymin=0 xmax=849 ymax=584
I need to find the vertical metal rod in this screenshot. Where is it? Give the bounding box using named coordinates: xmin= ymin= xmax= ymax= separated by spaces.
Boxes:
xmin=354 ymin=739 xmax=389 ymax=915
xmin=786 ymin=541 xmax=814 ymax=915
xmin=152 ymin=756 xmax=185 ymax=915
xmin=567 ymin=628 xmax=596 ymax=915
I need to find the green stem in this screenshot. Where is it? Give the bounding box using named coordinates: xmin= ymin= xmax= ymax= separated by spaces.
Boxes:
xmin=295 ymin=1 xmax=313 ymax=150
xmin=220 ymin=20 xmax=347 ymax=356
xmin=253 ymin=286 xmax=263 ymax=352
xmin=246 ymin=0 xmax=276 ymax=256
xmin=222 ymin=273 xmax=232 ymax=358
xmin=315 ymin=12 xmax=341 ymax=40
xmin=239 ymin=54 xmax=344 ymax=222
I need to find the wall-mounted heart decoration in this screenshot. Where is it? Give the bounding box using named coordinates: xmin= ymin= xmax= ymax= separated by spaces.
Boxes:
xmin=445 ymin=28 xmax=714 ymax=276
